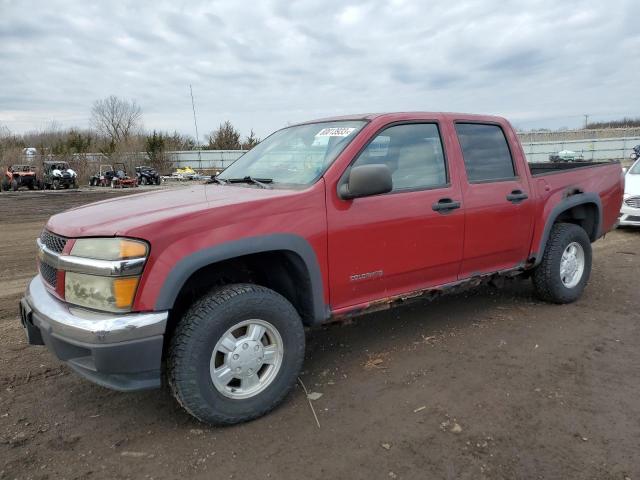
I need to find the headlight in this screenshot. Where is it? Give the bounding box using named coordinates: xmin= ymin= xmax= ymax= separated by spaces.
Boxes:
xmin=65 ymin=272 xmax=139 ymax=312
xmin=64 ymin=238 xmax=148 ymax=312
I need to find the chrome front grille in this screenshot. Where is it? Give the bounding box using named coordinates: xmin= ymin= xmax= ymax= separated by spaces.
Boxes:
xmin=39 ymin=260 xmax=58 ymax=288
xmin=625 ymin=196 xmax=640 ymax=208
xmin=40 ymin=230 xmax=67 ymax=254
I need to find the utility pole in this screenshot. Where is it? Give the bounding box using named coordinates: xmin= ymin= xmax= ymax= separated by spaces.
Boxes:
xmin=583 ymin=114 xmax=589 ymax=130
xmin=190 ymin=85 xmax=202 ymax=170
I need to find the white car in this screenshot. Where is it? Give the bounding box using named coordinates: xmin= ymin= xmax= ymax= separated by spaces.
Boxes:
xmin=620 ymin=159 xmax=640 ymax=226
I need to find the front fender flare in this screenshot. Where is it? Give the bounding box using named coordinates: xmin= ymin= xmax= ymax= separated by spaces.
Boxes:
xmin=154 ymin=234 xmax=328 ymax=323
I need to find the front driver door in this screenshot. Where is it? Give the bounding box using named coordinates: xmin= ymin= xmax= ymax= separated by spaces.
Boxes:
xmin=326 ymin=122 xmax=465 ymax=312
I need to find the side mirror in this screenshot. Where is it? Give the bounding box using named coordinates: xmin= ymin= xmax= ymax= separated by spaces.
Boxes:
xmin=339 ymin=164 xmax=393 ymax=200
xmin=622 ymin=167 xmax=628 ymax=174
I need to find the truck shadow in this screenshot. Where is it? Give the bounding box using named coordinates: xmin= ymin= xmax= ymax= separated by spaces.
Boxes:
xmin=72 ymin=276 xmax=539 ymax=428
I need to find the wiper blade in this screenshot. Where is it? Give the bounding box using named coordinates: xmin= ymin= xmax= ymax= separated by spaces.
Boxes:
xmin=225 ymin=176 xmax=273 ymax=189
xmin=207 ymin=176 xmax=227 ymax=185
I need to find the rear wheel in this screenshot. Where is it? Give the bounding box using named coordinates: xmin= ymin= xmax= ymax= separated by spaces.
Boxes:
xmin=11 ymin=179 xmax=18 ymax=191
xmin=155 ymin=177 xmax=161 ymax=185
xmin=168 ymin=284 xmax=305 ymax=425
xmin=532 ymin=223 xmax=592 ymax=303
xmin=52 ymin=179 xmax=59 ymax=190
xmin=140 ymin=176 xmax=147 ymax=185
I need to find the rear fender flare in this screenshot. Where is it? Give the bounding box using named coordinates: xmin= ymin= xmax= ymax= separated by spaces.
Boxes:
xmin=155 ymin=234 xmax=328 ymax=323
xmin=532 ymin=192 xmax=602 ymax=266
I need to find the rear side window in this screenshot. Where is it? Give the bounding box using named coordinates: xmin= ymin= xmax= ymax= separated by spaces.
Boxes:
xmin=455 ymin=123 xmax=515 ymax=182
xmin=352 ymin=123 xmax=447 ymax=191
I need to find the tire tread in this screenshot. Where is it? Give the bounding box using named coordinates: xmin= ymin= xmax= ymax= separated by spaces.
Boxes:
xmin=168 ymin=283 xmax=304 ymax=425
xmin=532 ymin=222 xmax=591 ymax=304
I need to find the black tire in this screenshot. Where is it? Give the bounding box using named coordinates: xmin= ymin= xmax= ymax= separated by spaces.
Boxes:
xmin=140 ymin=176 xmax=147 ymax=185
xmin=11 ymin=179 xmax=18 ymax=191
xmin=532 ymin=223 xmax=592 ymax=304
xmin=52 ymin=179 xmax=59 ymax=190
xmin=168 ymin=284 xmax=305 ymax=425
xmin=155 ymin=176 xmax=161 ymax=185
xmin=0 ymin=179 xmax=7 ymax=191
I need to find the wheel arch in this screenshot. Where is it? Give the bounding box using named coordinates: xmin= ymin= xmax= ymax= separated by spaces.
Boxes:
xmin=532 ymin=192 xmax=602 ymax=267
xmin=155 ymin=234 xmax=328 ymax=326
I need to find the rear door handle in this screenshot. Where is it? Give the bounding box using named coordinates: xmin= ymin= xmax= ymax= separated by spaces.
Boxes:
xmin=432 ymin=198 xmax=461 ymax=212
xmin=506 ymin=190 xmax=528 ymax=203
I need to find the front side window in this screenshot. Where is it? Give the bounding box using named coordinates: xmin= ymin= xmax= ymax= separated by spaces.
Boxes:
xmin=455 ymin=123 xmax=516 ymax=182
xmin=629 ymin=159 xmax=640 ymax=174
xmin=351 ymin=123 xmax=447 ymax=191
xmin=218 ymin=121 xmax=366 ymax=187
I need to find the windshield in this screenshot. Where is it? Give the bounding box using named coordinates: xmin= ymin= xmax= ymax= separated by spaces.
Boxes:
xmin=217 ymin=120 xmax=366 ymax=186
xmin=629 ymin=160 xmax=640 ymax=174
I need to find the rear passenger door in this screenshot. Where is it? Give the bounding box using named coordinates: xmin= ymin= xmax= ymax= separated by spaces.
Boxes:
xmin=454 ymin=122 xmax=534 ymax=277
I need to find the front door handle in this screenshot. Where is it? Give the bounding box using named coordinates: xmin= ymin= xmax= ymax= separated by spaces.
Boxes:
xmin=432 ymin=198 xmax=461 ymax=212
xmin=506 ymin=190 xmax=528 ymax=203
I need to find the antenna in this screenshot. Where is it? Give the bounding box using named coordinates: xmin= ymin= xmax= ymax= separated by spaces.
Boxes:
xmin=190 ymin=84 xmax=202 ymax=170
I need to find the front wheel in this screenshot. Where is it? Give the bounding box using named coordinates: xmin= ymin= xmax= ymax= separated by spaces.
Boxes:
xmin=532 ymin=223 xmax=592 ymax=304
xmin=168 ymin=284 xmax=305 ymax=425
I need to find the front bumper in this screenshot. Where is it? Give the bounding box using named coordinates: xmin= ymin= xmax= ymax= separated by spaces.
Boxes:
xmin=619 ymin=204 xmax=640 ymax=227
xmin=20 ymin=275 xmax=168 ymax=391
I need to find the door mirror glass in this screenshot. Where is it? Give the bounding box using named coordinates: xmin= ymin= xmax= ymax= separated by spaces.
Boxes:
xmin=340 ymin=164 xmax=393 ymax=199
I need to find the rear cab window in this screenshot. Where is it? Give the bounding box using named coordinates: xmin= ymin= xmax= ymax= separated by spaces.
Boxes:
xmin=454 ymin=123 xmax=515 ymax=182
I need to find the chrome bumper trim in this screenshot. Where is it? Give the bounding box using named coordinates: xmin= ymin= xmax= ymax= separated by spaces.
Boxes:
xmin=37 ymin=238 xmax=146 ymax=276
xmin=24 ymin=275 xmax=167 ymax=344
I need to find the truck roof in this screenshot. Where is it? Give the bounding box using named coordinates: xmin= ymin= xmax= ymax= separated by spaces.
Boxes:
xmin=293 ymin=112 xmax=508 ymax=126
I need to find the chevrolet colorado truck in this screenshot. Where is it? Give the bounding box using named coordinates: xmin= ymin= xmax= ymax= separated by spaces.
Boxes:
xmin=20 ymin=113 xmax=624 ymax=425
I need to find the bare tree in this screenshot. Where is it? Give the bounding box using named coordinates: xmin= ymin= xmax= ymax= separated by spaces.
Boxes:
xmin=90 ymin=95 xmax=142 ymax=145
xmin=241 ymin=129 xmax=261 ymax=150
xmin=207 ymin=121 xmax=242 ymax=150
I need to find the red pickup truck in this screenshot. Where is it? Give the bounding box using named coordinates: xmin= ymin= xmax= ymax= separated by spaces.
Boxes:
xmin=20 ymin=112 xmax=623 ymax=425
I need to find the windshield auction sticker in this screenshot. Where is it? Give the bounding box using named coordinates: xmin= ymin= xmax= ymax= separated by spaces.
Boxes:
xmin=315 ymin=127 xmax=356 ymax=137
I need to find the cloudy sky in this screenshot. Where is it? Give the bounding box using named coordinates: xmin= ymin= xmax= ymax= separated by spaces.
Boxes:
xmin=1 ymin=0 xmax=638 ymax=139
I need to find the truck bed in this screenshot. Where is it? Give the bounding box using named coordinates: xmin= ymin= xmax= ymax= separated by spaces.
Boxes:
xmin=528 ymin=161 xmax=619 ymax=176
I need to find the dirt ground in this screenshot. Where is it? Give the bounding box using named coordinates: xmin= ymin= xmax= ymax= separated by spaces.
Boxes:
xmin=1 ymin=189 xmax=639 ymax=480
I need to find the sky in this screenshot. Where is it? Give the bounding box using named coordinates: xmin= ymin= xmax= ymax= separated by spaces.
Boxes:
xmin=1 ymin=0 xmax=639 ymax=140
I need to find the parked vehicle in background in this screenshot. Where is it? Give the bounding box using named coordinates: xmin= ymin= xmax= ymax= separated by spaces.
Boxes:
xmin=135 ymin=166 xmax=161 ymax=185
xmin=89 ymin=164 xmax=115 ymax=187
xmin=630 ymin=145 xmax=640 ymax=161
xmin=42 ymin=161 xmax=77 ymax=190
xmin=549 ymin=150 xmax=585 ymax=162
xmin=20 ymin=112 xmax=624 ymax=426
xmin=619 ymin=158 xmax=640 ymax=227
xmin=109 ymin=162 xmax=137 ymax=188
xmin=1 ymin=164 xmax=40 ymax=191
xmin=169 ymin=166 xmax=203 ymax=180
